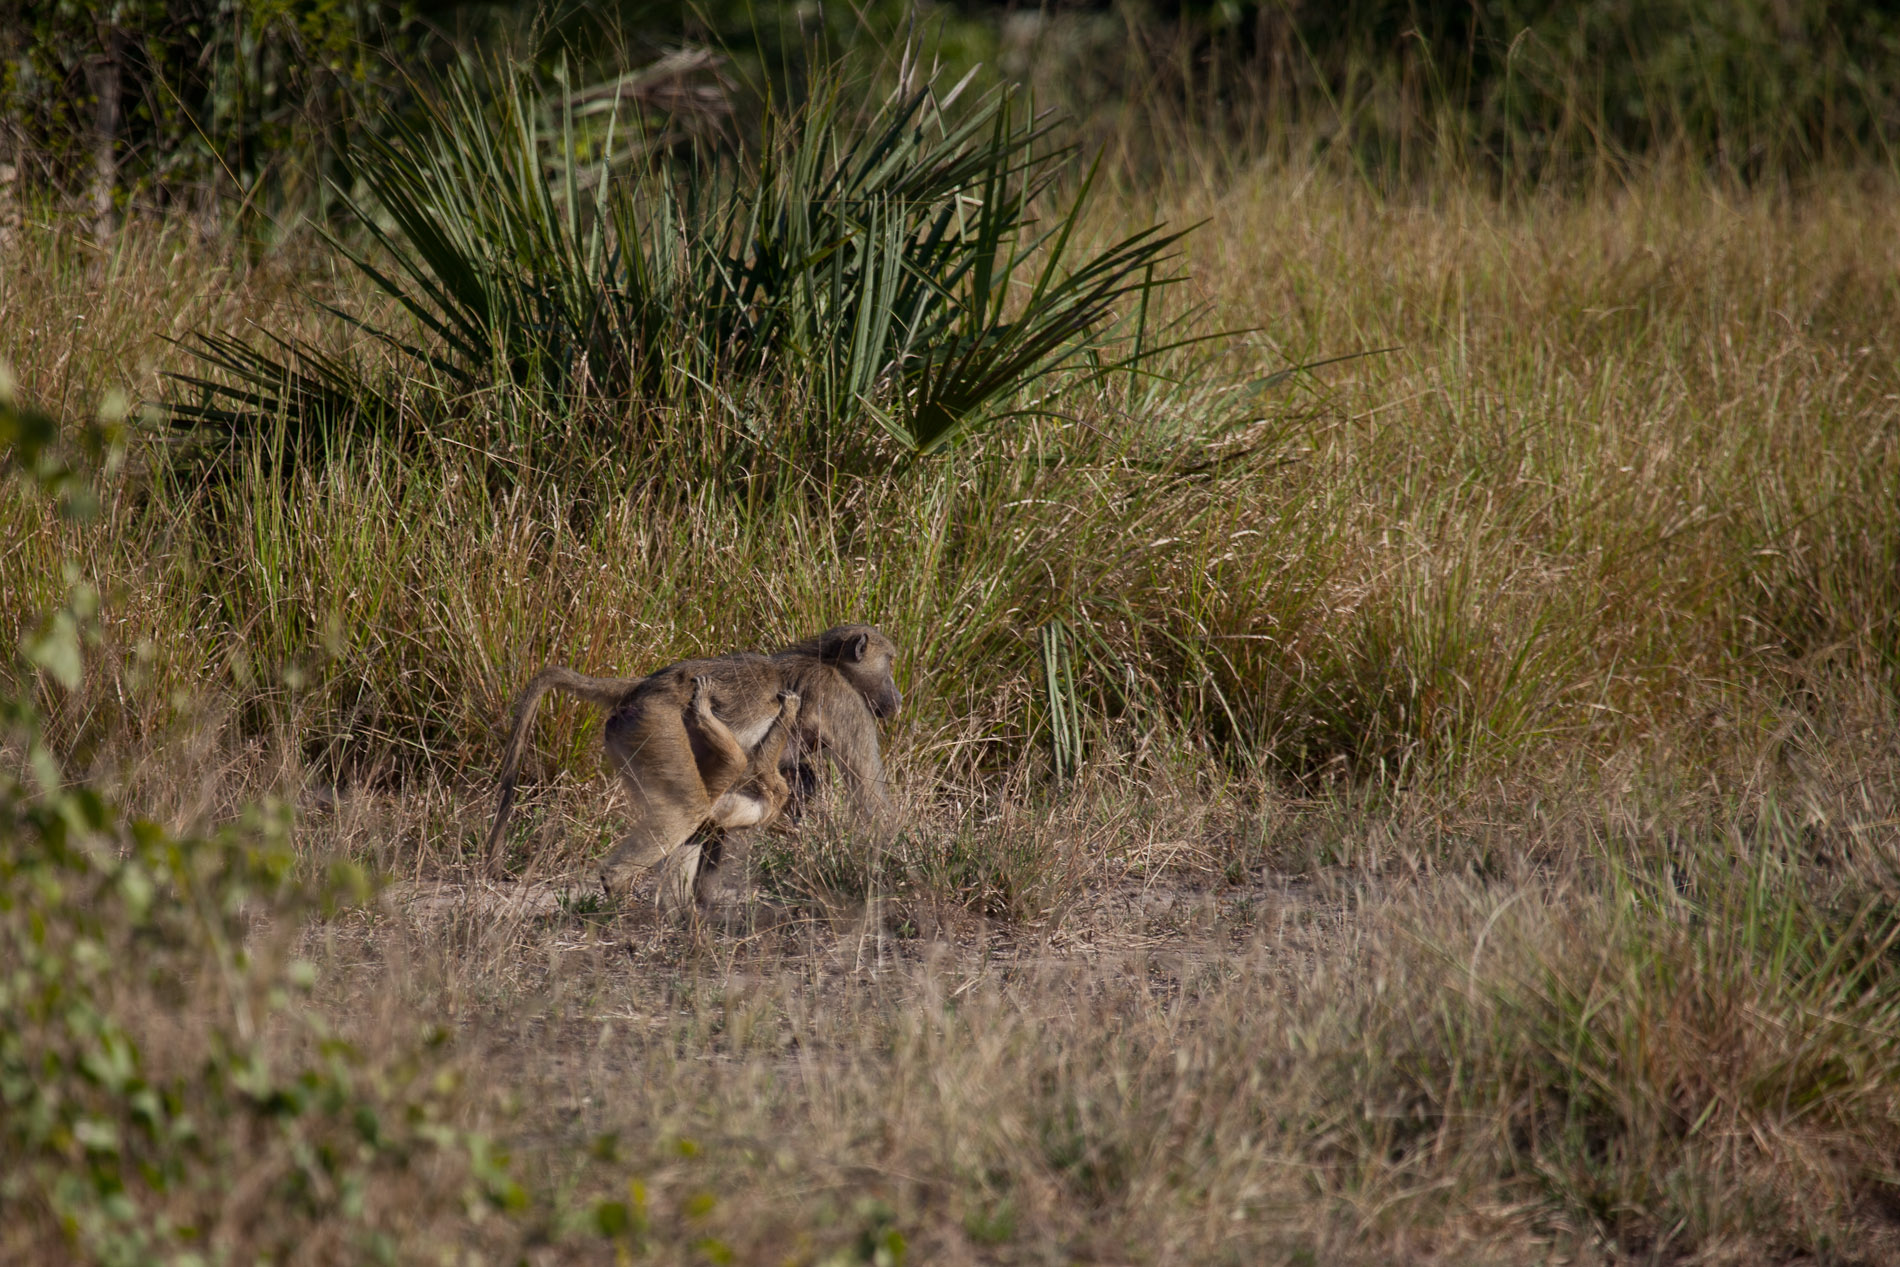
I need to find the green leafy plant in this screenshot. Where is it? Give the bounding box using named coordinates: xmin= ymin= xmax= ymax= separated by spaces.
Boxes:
xmin=166 ymin=57 xmax=1193 ymax=464
xmin=0 ymin=375 xmax=524 ymax=1263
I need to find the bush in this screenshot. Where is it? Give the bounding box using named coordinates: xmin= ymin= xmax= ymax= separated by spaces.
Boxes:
xmin=0 ymin=378 xmax=523 ymax=1263
xmin=0 ymin=0 xmax=444 ymax=225
xmin=164 ymin=58 xmax=1193 ymax=474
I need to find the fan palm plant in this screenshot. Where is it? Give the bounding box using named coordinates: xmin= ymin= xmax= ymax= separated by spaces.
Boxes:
xmin=167 ymin=56 xmax=1195 ymax=464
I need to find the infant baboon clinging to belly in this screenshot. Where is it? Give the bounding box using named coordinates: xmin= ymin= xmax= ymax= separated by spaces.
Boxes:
xmin=652 ymin=675 xmax=802 ymax=913
xmin=685 ymin=674 xmax=801 ymax=832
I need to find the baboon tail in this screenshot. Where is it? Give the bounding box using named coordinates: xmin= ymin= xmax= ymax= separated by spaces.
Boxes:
xmin=486 ymin=667 xmax=641 ymax=866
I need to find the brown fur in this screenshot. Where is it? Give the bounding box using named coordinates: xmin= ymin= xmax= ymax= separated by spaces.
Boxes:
xmin=485 ymin=625 xmax=902 ymax=909
xmin=689 ymin=675 xmax=801 ymax=832
xmin=643 ymin=676 xmax=804 ymax=914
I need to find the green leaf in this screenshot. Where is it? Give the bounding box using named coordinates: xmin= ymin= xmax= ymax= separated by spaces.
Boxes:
xmin=594 ymin=1200 xmax=630 ymax=1237
xmin=24 ymin=610 xmax=84 ymax=690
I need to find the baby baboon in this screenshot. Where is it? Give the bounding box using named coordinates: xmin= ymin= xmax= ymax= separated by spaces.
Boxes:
xmin=644 ymin=675 xmax=802 ymax=913
xmin=689 ymin=675 xmax=801 ymax=831
xmin=486 ymin=625 xmax=902 ymax=908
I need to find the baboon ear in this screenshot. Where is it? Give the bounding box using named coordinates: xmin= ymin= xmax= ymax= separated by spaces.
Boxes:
xmin=848 ymin=632 xmax=869 ymax=662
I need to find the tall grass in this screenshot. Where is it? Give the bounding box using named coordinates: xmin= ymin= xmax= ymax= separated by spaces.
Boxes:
xmin=6 ymin=162 xmax=1897 ymax=798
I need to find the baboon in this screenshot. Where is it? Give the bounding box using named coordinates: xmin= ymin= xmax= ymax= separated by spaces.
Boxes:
xmin=689 ymin=674 xmax=801 ymax=831
xmin=486 ymin=625 xmax=902 ymax=908
xmin=643 ymin=675 xmax=803 ymax=913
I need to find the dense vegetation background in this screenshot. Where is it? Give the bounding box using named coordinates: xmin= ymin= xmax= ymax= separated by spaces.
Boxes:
xmin=5 ymin=3 xmax=1900 ymax=1263
xmin=11 ymin=0 xmax=1900 ymax=227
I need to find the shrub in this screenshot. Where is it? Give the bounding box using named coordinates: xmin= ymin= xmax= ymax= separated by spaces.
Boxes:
xmin=0 ymin=377 xmax=523 ymax=1263
xmin=165 ymin=59 xmax=1193 ymax=473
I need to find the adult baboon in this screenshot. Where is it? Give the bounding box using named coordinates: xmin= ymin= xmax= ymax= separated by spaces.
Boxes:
xmin=486 ymin=625 xmax=901 ymax=906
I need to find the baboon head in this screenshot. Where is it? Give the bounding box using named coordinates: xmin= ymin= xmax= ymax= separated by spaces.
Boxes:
xmin=809 ymin=624 xmax=903 ymax=720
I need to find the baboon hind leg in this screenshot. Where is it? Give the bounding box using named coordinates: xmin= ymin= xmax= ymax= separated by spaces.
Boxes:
xmin=655 ymin=839 xmax=704 ymax=919
xmin=598 ymin=711 xmax=714 ymax=900
xmin=599 ymin=818 xmax=680 ymax=897
xmin=692 ymin=826 xmax=757 ymax=922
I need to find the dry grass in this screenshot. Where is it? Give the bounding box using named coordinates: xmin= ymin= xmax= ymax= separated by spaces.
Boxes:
xmin=239 ymin=740 xmax=1900 ymax=1264
xmin=5 ymin=159 xmax=1900 ymax=1261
